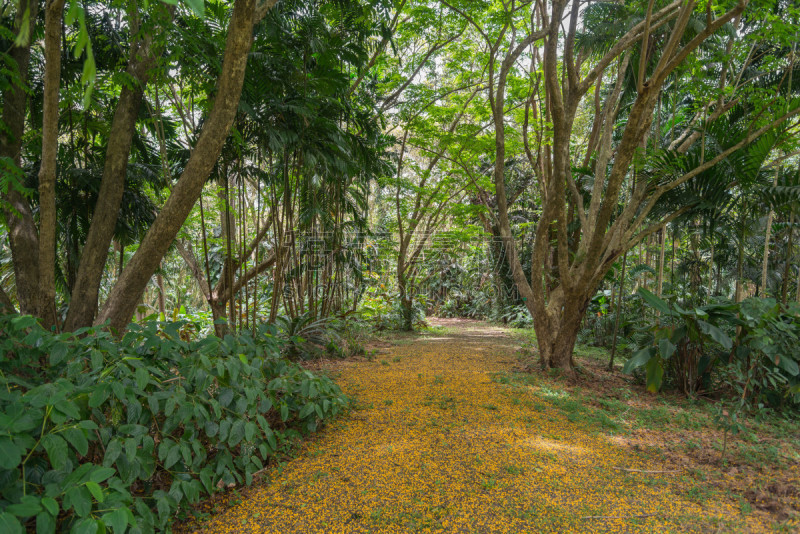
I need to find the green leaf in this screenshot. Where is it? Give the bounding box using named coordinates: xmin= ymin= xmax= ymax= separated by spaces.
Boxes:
xmin=10 ymin=315 xmax=37 ymax=330
xmin=36 ymin=511 xmax=56 ymax=534
xmin=637 ymin=288 xmax=671 ymax=315
xmin=0 ymin=513 xmax=23 ymax=534
xmin=229 ymin=420 xmax=245 ymax=446
xmin=90 ymin=349 xmax=104 ymax=370
xmin=623 ymin=346 xmax=656 ymax=374
xmin=135 ymin=367 xmax=150 ymax=390
xmin=6 ymin=495 xmax=42 ymax=517
xmin=66 ymin=485 xmax=92 ymax=517
xmin=184 ymin=0 xmax=205 ymax=18
xmin=265 ymin=429 xmax=277 ymax=451
xmin=54 ymin=399 xmax=81 ymax=420
xmin=85 ymin=481 xmax=104 ymax=503
xmin=64 ymin=427 xmax=89 ymax=456
xmin=165 ymin=443 xmax=181 ymax=469
xmin=299 ymin=403 xmax=315 ymax=418
xmin=658 ymin=338 xmax=676 ymax=360
xmin=280 ymin=403 xmax=289 ymax=422
xmin=104 ymin=439 xmax=122 ymax=467
xmin=102 ymin=508 xmax=128 ymax=534
xmin=245 ymin=421 xmax=257 ymax=442
xmin=777 ymin=355 xmax=800 ymax=376
xmin=89 ymin=467 xmax=116 ymax=483
xmin=697 ymin=320 xmax=732 ymax=349
xmin=41 ymin=497 xmax=58 ymax=517
xmin=42 ymin=434 xmax=69 ymax=470
xmin=71 ymin=517 xmax=99 ymax=534
xmin=89 ymin=385 xmax=110 ymax=408
xmin=50 ymin=342 xmax=69 ymax=366
xmin=645 ymin=357 xmax=664 ymax=393
xmin=205 ymin=421 xmax=219 ymax=437
xmin=0 ymin=437 xmax=23 ymax=469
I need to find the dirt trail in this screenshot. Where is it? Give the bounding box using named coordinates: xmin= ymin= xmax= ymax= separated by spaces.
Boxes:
xmin=197 ymin=319 xmax=749 ymax=533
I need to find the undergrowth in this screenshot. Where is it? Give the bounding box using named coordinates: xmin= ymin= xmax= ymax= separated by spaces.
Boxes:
xmin=0 ymin=315 xmax=347 ymax=533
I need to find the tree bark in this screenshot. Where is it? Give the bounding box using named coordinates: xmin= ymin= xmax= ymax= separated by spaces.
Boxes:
xmin=0 ymin=286 xmax=16 ymax=314
xmin=96 ymin=0 xmax=262 ymax=331
xmin=707 ymin=234 xmax=714 ymax=300
xmin=490 ymin=0 xmax=747 ymax=372
xmin=656 ymin=227 xmax=666 ymax=297
xmin=609 ymin=250 xmax=628 ymax=370
xmin=781 ymin=209 xmax=795 ymax=305
xmin=156 ymin=271 xmax=166 ymax=318
xmin=37 ymin=0 xmax=67 ymax=329
xmin=735 ymin=209 xmax=746 ymax=303
xmin=761 ymin=166 xmax=780 ymax=296
xmin=64 ymin=4 xmax=175 ymax=331
xmin=176 ymin=234 xmax=275 ymax=337
xmin=1 ymin=0 xmax=41 ymax=317
xmin=795 ymin=256 xmax=800 ymax=304
xmin=398 ymin=262 xmax=413 ymax=331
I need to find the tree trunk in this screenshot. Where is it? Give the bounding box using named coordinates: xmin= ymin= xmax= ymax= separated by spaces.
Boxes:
xmin=175 ymin=238 xmax=230 ymax=336
xmin=707 ymin=235 xmax=714 ymax=300
xmin=210 ymin=299 xmax=229 ymax=337
xmin=781 ymin=209 xmax=795 ymax=306
xmin=760 ymin=166 xmax=780 ymax=296
xmin=1 ymin=0 xmax=40 ymax=317
xmin=795 ymin=257 xmax=800 ymax=304
xmin=37 ymin=0 xmax=67 ymax=329
xmin=96 ymin=0 xmax=261 ymax=331
xmin=64 ymin=5 xmax=174 ymax=331
xmin=609 ymin=250 xmax=628 ymax=370
xmin=735 ymin=212 xmax=746 ymax=303
xmin=533 ymin=289 xmax=590 ymax=372
xmin=397 ymin=261 xmax=413 ymax=331
xmin=656 ymin=227 xmax=666 ymax=297
xmin=401 ymin=296 xmax=413 ymax=331
xmin=156 ymin=271 xmax=166 ymax=318
xmin=0 ymin=286 xmax=15 ymax=314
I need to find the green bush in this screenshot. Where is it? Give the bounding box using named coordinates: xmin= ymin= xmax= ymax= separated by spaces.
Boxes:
xmin=625 ymin=292 xmax=800 ymax=406
xmin=733 ymin=298 xmax=800 ymax=407
xmin=0 ymin=315 xmax=347 ymax=533
xmin=623 ymin=289 xmax=737 ymax=394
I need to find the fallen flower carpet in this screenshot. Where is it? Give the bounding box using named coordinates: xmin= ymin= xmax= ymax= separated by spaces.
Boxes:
xmin=195 ymin=320 xmax=788 ymax=533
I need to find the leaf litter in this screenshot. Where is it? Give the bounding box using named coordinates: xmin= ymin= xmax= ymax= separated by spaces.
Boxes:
xmin=195 ymin=319 xmax=788 ymax=533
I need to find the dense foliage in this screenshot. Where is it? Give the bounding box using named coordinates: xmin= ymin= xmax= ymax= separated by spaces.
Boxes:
xmin=0 ymin=316 xmax=345 ymax=532
xmin=1 ymin=0 xmax=800 ymax=528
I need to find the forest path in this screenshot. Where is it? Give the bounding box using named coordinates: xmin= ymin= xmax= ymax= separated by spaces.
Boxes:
xmin=198 ymin=319 xmax=745 ymax=533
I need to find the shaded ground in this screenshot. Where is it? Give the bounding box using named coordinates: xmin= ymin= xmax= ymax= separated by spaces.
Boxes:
xmin=193 ymin=319 xmax=795 ymax=533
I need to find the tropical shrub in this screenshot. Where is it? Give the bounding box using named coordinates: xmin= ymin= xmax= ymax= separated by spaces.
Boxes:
xmin=625 ymin=291 xmax=800 ymax=407
xmin=0 ymin=315 xmax=346 ymax=533
xmin=274 ymin=313 xmax=339 ymax=359
xmin=623 ymin=289 xmax=737 ymax=394
xmin=497 ymin=304 xmax=534 ymax=328
xmin=732 ymin=298 xmax=800 ymax=407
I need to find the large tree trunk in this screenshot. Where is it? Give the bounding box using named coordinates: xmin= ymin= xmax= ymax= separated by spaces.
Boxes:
xmin=37 ymin=0 xmax=67 ymax=329
xmin=531 ymin=287 xmax=591 ymax=372
xmin=64 ymin=5 xmax=175 ymax=331
xmin=1 ymin=0 xmax=41 ymax=317
xmin=397 ymin=254 xmax=413 ymax=331
xmin=210 ymin=299 xmax=230 ymax=337
xmin=96 ymin=0 xmax=264 ymax=331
